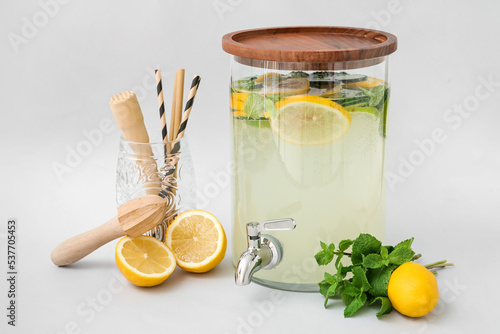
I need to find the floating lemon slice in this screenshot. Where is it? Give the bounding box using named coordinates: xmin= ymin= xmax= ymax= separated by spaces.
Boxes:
xmin=271 ymin=95 xmax=351 ymax=145
xmin=166 ymin=210 xmax=226 ymax=273
xmin=230 ymin=92 xmax=249 ymax=111
xmin=321 ymin=85 xmax=344 ymax=97
xmin=264 ymin=77 xmax=310 ymax=95
xmin=255 ymin=72 xmax=282 ymax=84
xmin=346 ymin=78 xmax=385 ymax=89
xmin=115 ymin=235 xmax=176 ymax=287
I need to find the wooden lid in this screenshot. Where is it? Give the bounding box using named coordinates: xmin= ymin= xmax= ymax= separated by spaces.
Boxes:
xmin=222 ymin=26 xmax=397 ymax=70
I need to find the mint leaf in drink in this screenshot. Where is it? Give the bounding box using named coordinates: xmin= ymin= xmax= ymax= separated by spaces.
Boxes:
xmin=289 ymin=71 xmax=309 ymax=78
xmin=233 ymin=76 xmax=262 ymax=91
xmin=351 ymin=234 xmax=382 ymax=265
xmin=244 ymin=93 xmax=275 ymax=119
xmin=344 ymin=293 xmax=367 ymax=317
xmin=370 ymin=296 xmax=393 ymax=317
xmin=315 ymin=242 xmax=335 ymax=266
xmin=360 ymin=86 xmax=385 ymax=107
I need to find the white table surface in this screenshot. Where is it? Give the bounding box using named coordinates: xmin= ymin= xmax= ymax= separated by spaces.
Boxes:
xmin=1 ymin=1 xmax=499 ymax=333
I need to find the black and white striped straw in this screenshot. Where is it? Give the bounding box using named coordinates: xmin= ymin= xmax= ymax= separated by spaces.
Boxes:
xmin=155 ymin=69 xmax=168 ymax=143
xmin=176 ymin=75 xmax=201 ymax=140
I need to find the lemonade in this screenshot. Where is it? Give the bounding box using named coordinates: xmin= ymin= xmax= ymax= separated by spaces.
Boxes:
xmin=230 ymin=70 xmax=389 ymax=291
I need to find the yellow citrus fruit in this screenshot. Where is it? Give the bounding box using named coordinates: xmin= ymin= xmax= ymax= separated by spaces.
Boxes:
xmin=345 ymin=80 xmax=382 ymax=89
xmin=388 ymin=262 xmax=439 ymax=317
xmin=115 ymin=235 xmax=176 ymax=287
xmin=232 ymin=110 xmax=247 ymax=117
xmin=255 ymin=72 xmax=282 ymax=83
xmin=271 ymin=95 xmax=351 ymax=145
xmin=264 ymin=77 xmax=310 ymax=95
xmin=166 ymin=210 xmax=226 ymax=273
xmin=320 ymin=85 xmax=344 ymax=97
xmin=230 ymin=92 xmax=249 ymax=111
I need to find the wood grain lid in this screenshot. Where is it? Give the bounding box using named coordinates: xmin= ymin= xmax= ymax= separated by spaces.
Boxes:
xmin=222 ymin=26 xmax=397 ymax=70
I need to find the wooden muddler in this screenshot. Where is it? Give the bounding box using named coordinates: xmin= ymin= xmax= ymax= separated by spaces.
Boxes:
xmin=109 ymin=91 xmax=159 ymax=194
xmin=51 ymin=195 xmax=168 ymax=266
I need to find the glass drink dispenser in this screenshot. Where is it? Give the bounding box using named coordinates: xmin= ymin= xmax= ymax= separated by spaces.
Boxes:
xmin=222 ymin=27 xmax=397 ymax=291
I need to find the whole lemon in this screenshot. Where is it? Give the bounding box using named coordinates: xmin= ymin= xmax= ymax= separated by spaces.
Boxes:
xmin=387 ymin=262 xmax=439 ymax=317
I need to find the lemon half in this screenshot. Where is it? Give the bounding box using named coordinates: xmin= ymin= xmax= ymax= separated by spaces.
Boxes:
xmin=115 ymin=235 xmax=177 ymax=287
xmin=166 ymin=210 xmax=227 ymax=273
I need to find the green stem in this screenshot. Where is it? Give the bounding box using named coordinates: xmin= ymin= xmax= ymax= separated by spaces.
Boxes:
xmin=424 ymin=260 xmax=447 ymax=268
xmin=412 ymin=253 xmax=422 ymax=261
xmin=424 ymin=259 xmax=455 ymax=270
xmin=426 ymin=263 xmax=455 ymax=270
xmin=334 ymin=251 xmax=351 ymax=256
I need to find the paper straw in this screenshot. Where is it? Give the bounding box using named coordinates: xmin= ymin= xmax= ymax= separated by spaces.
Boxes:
xmin=176 ymin=75 xmax=201 ymax=140
xmin=169 ymin=69 xmax=185 ymax=141
xmin=155 ymin=69 xmax=168 ymax=143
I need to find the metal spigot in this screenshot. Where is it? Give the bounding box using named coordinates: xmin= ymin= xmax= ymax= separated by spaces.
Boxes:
xmin=235 ymin=219 xmax=296 ymax=286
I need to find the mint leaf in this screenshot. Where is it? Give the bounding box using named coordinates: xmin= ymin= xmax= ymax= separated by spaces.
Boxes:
xmin=341 ymin=265 xmax=355 ymax=275
xmin=339 ymin=239 xmax=354 ymax=252
xmin=352 ymin=266 xmax=371 ymax=292
xmin=363 ymin=254 xmax=384 ymax=269
xmin=315 ymin=242 xmax=335 ymax=266
xmin=394 ymin=237 xmax=414 ymax=249
xmin=320 ymin=241 xmax=327 ymax=250
xmin=342 ymin=281 xmax=361 ymax=297
xmin=369 ymin=296 xmax=393 ymax=317
xmin=387 ymin=246 xmax=415 ymax=266
xmin=340 ymin=284 xmax=355 ymax=306
xmin=344 ymin=293 xmax=367 ymax=317
xmin=318 ymin=279 xmax=330 ymax=297
xmin=324 ymin=272 xmax=335 ymax=285
xmin=380 ymin=246 xmax=389 ymax=258
xmin=334 ymin=253 xmax=344 ymax=269
xmin=384 ymin=245 xmax=394 ymax=254
xmin=386 ymin=237 xmax=415 ymax=265
xmin=351 ymin=234 xmax=382 ymax=265
xmin=243 ymin=93 xmax=275 ymax=119
xmin=367 ymin=265 xmax=397 ymax=297
xmin=360 ymin=86 xmax=385 ymax=108
xmin=324 ymin=282 xmax=340 ymax=308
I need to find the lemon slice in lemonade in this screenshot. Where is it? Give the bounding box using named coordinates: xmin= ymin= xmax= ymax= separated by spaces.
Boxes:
xmin=271 ymin=95 xmax=351 ymax=145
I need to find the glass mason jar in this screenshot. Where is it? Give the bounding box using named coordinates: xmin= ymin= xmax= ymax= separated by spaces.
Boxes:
xmin=223 ymin=27 xmax=397 ymax=291
xmin=116 ymin=129 xmax=196 ymax=242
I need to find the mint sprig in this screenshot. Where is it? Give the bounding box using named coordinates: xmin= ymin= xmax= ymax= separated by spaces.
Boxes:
xmin=315 ymin=233 xmax=453 ymax=318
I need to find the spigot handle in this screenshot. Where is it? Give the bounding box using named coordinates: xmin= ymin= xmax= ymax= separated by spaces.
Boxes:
xmin=245 ymin=219 xmax=296 ymax=244
xmin=262 ymin=219 xmax=296 ymax=231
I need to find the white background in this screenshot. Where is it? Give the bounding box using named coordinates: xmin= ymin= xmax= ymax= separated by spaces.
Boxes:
xmin=1 ymin=0 xmax=499 ymax=333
